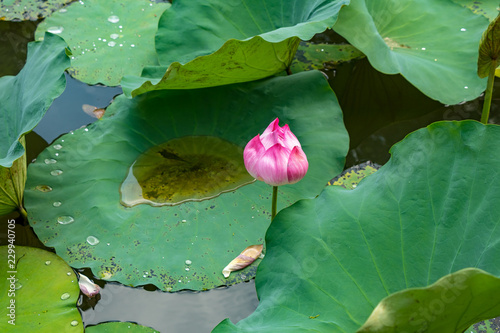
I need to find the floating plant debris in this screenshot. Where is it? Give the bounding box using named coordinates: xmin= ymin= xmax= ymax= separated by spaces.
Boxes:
xmin=120 ymin=136 xmax=254 ymax=207
xmin=222 ymin=244 xmax=264 ymax=278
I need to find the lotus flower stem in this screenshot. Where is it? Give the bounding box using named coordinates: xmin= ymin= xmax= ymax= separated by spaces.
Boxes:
xmin=481 ymin=58 xmax=497 ymax=124
xmin=271 ymin=186 xmax=278 ymax=221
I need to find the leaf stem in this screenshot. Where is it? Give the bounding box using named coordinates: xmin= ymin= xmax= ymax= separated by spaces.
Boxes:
xmin=481 ymin=59 xmax=498 ymax=124
xmin=18 ymin=205 xmax=28 ymax=220
xmin=271 ymin=186 xmax=278 ymax=221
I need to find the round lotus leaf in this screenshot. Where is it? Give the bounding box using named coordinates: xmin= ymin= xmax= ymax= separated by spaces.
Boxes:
xmin=34 ymin=0 xmax=170 ymax=86
xmin=122 ymin=0 xmax=351 ymax=96
xmin=213 ymin=120 xmax=500 ymax=332
xmin=0 ymin=0 xmax=72 ymax=21
xmin=0 ymin=32 xmax=69 ymax=168
xmin=24 ymin=70 xmax=349 ymax=292
xmin=86 ymin=322 xmax=159 ymax=333
xmin=0 ymin=246 xmax=82 ymax=332
xmin=333 ymin=0 xmax=490 ymax=105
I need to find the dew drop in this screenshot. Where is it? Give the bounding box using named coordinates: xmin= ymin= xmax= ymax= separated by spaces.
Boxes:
xmin=131 ymin=44 xmax=135 ymax=47
xmin=47 ymin=26 xmax=64 ymax=34
xmin=55 ymin=153 xmax=59 ymax=157
xmin=460 ymin=28 xmax=466 ymax=32
xmin=84 ymin=128 xmax=89 ymax=132
xmin=61 ymin=293 xmax=70 ymax=300
xmin=58 ymin=216 xmax=74 ymax=225
xmin=185 ymin=260 xmax=192 ymax=265
xmin=110 ymin=33 xmax=119 ymax=40
xmin=59 ymin=8 xmax=67 ymax=13
xmin=87 ymin=236 xmax=100 ymax=245
xmin=36 ymin=185 xmax=52 ymax=192
xmin=421 ymin=47 xmax=426 ymax=50
xmin=185 ymin=268 xmax=190 ymax=271
xmin=71 ymin=321 xmax=79 ymax=327
xmin=464 ymin=86 xmax=469 ymax=89
xmin=118 ymin=25 xmax=123 ymax=29
xmin=98 ymin=37 xmax=102 ymax=41
xmin=108 ymin=41 xmax=116 ymax=47
xmin=53 ymin=201 xmax=62 ymax=207
xmin=15 ymin=283 xmax=22 ymax=290
xmin=53 ymin=144 xmax=63 ymax=150
xmin=181 ymin=219 xmax=187 ymax=223
xmin=107 ymin=15 xmax=120 ymax=23
xmin=44 ymin=158 xmax=57 ymax=164
xmin=45 ymin=260 xmax=51 ymax=265
xmin=51 ymin=170 xmax=63 ymax=176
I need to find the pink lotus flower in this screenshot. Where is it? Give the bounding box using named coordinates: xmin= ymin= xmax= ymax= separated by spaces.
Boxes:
xmin=244 ymin=118 xmax=308 ymax=186
xmin=78 ymin=273 xmax=100 ymax=298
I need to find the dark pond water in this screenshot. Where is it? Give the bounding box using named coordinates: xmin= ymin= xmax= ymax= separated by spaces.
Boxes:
xmin=1 ymin=16 xmax=499 ymax=333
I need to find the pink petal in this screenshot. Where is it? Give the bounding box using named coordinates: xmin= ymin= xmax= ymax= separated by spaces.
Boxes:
xmin=78 ymin=273 xmax=100 ymax=298
xmin=282 ymin=124 xmax=301 ymax=150
xmin=256 ymin=143 xmax=291 ymax=186
xmin=287 ymin=146 xmax=308 ymax=184
xmin=243 ymin=135 xmax=266 ymax=179
xmin=261 ymin=117 xmax=280 ymax=137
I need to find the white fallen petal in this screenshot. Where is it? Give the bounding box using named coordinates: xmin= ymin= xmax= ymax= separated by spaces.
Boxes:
xmin=222 ymin=244 xmax=263 ymax=278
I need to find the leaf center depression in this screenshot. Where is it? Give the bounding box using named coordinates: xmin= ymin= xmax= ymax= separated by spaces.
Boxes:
xmin=120 ymin=136 xmax=254 ymax=207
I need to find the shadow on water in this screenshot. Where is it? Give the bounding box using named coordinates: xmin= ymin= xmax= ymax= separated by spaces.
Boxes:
xmin=1 ymin=19 xmax=499 ymax=333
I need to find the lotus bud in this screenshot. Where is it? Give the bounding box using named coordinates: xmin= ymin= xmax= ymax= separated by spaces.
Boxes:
xmin=222 ymin=244 xmax=264 ymax=278
xmin=78 ymin=273 xmax=100 ymax=297
xmin=243 ymin=118 xmax=308 ymax=186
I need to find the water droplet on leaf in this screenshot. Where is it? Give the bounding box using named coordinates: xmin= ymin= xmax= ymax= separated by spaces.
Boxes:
xmin=87 ymin=236 xmax=100 ymax=245
xmin=107 ymin=15 xmax=119 ymax=23
xmin=51 ymin=170 xmax=63 ymax=176
xmin=47 ymin=26 xmax=64 ymax=34
xmin=58 ymin=216 xmax=75 ymax=225
xmin=61 ymin=293 xmax=70 ymax=300
xmin=36 ymin=185 xmax=52 ymax=192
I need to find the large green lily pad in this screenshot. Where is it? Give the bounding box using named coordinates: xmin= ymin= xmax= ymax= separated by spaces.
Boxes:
xmin=359 ymin=268 xmax=500 ymax=332
xmin=0 ymin=246 xmax=82 ymax=332
xmin=213 ymin=120 xmax=500 ymax=332
xmin=332 ymin=0 xmax=490 ymax=104
xmin=35 ymin=0 xmax=169 ymax=86
xmin=0 ymin=0 xmax=72 ymax=21
xmin=122 ymin=0 xmax=350 ymax=96
xmin=24 ymin=71 xmax=349 ymax=291
xmin=0 ymin=32 xmax=69 ymax=168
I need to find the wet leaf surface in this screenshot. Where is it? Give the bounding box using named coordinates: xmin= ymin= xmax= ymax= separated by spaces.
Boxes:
xmin=35 ymin=0 xmax=169 ymax=86
xmin=333 ymin=0 xmax=491 ymax=104
xmin=0 ymin=246 xmax=82 ymax=332
xmin=24 ymin=71 xmax=349 ymax=292
xmin=213 ymin=120 xmax=500 ymax=332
